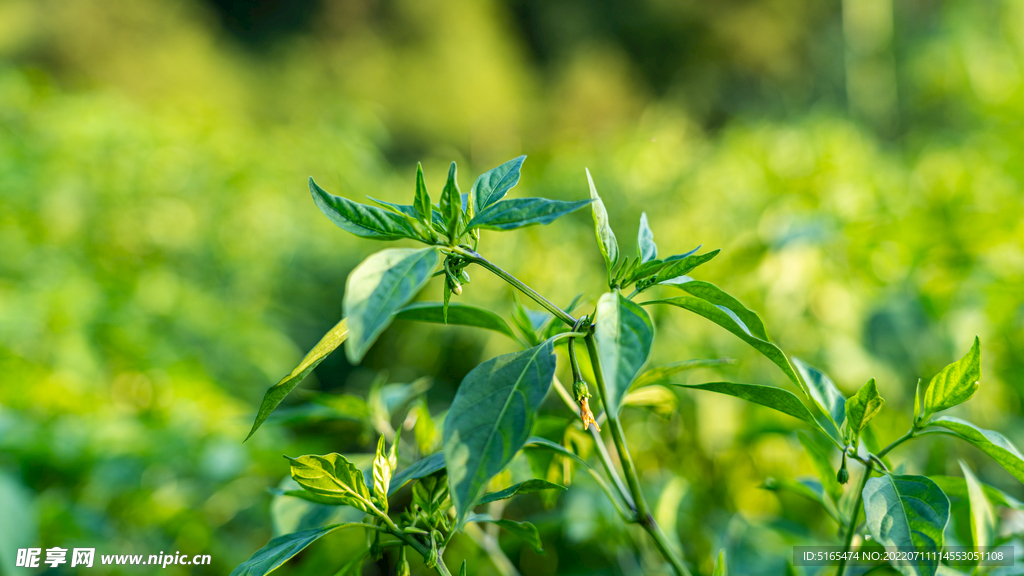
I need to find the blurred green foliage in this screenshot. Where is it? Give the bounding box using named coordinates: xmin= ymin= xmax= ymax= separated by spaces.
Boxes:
xmin=0 ymin=0 xmax=1022 ymax=574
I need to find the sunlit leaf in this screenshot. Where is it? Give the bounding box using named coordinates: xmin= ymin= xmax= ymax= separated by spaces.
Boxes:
xmin=655 ymin=249 xmax=721 ymax=283
xmin=439 ymin=162 xmax=462 ymax=239
xmin=414 ymin=163 xmax=432 ymax=223
xmin=344 ymin=247 xmax=439 ymax=362
xmin=246 ymin=318 xmax=349 ymax=441
xmin=922 ymin=337 xmax=981 ymax=419
xmin=713 ymin=549 xmax=728 ymax=576
xmin=444 ymin=341 xmax=556 ymax=525
xmin=587 ymin=169 xmax=619 ymax=282
xmin=287 ymin=453 xmax=374 ymax=512
xmin=926 ymin=416 xmax=1024 ymax=484
xmin=477 ymin=479 xmax=566 ymax=505
xmin=465 ymin=197 xmax=592 ymax=231
xmin=843 ymin=378 xmax=884 ymax=445
xmin=662 ymin=279 xmax=769 ymax=341
xmin=471 ymin=155 xmax=526 ymax=214
xmin=595 ymin=291 xmax=654 ymax=415
xmin=793 ymin=358 xmax=846 ymax=433
xmin=310 ymin=177 xmax=418 ymax=240
xmin=862 ymin=474 xmax=950 ymax=576
xmin=637 ymin=212 xmax=657 ymax=263
xmin=372 ymin=435 xmax=392 ymax=512
xmin=958 ymin=460 xmax=996 ymax=549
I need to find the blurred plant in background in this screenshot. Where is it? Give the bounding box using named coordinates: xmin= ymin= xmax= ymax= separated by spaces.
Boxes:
xmin=0 ymin=0 xmax=1022 ymax=574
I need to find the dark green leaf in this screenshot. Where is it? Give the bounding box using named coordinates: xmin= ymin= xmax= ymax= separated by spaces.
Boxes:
xmin=959 ymin=460 xmax=996 ymax=549
xmin=927 ymin=416 xmax=1024 ymax=484
xmin=655 ymin=249 xmax=721 ymax=283
xmin=637 ymin=212 xmax=657 ymax=263
xmin=471 ymin=155 xmax=526 ymax=214
xmin=631 ymin=358 xmax=735 ymax=390
xmin=862 ymin=474 xmax=950 ymax=576
xmin=466 ymin=513 xmax=544 ymax=553
xmin=366 ymin=196 xmax=417 ymax=218
xmin=439 ymin=162 xmax=462 ymax=239
xmin=643 ymin=296 xmax=801 ymax=390
xmin=395 ymin=302 xmax=518 ymax=341
xmin=477 ymin=479 xmax=566 ymax=505
xmin=662 ymin=279 xmax=770 ymax=341
xmin=793 ymin=358 xmax=846 ymax=432
xmin=671 ymin=382 xmax=820 ymax=426
xmin=465 ymin=197 xmax=592 ymax=231
xmin=922 ymin=337 xmax=981 ymax=418
xmin=927 ymin=475 xmax=1024 ymax=511
xmin=229 ymin=524 xmax=365 ymax=576
xmin=310 ymin=178 xmax=418 ymax=240
xmin=843 ymin=378 xmax=884 ymax=445
xmin=287 ymin=453 xmax=374 ymax=512
xmin=595 ymin=291 xmax=654 ymax=415
xmin=344 ymin=247 xmax=439 ymax=363
xmin=246 ymin=318 xmax=349 ymax=441
xmin=414 ymin=163 xmax=431 ymax=223
xmin=459 ymin=561 xmax=467 ymax=576
xmin=389 ymin=452 xmax=446 ymax=496
xmin=586 ymin=169 xmax=619 ymax=281
xmin=444 ymin=341 xmax=556 ymax=524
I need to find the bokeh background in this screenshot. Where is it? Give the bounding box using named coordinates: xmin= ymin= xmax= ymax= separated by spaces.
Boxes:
xmin=1 ymin=0 xmax=1023 ymax=574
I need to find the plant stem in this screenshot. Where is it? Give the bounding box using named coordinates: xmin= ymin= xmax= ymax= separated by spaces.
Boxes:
xmin=370 ymin=504 xmax=452 ymax=576
xmin=877 ymin=428 xmax=916 ymax=459
xmin=453 ymin=247 xmax=577 ymax=326
xmin=836 ymin=460 xmax=873 ymax=576
xmin=584 ymin=333 xmax=692 ymax=576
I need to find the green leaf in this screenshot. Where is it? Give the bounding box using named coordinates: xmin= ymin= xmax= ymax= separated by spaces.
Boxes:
xmin=477 ymin=479 xmax=566 ymax=505
xmin=471 ymin=155 xmax=526 ymax=214
xmin=586 ymin=169 xmax=619 ymax=282
xmin=662 ymin=279 xmax=769 ymax=341
xmin=414 ymin=163 xmax=432 ymax=223
xmin=372 ymin=435 xmax=391 ymax=512
xmin=230 ymin=524 xmax=365 ymax=576
xmin=862 ymin=474 xmax=950 ymax=576
xmin=394 ymin=302 xmax=519 ymax=341
xmin=670 ymin=382 xmax=821 ymax=426
xmin=921 ymin=337 xmax=981 ymax=419
xmin=637 ymin=212 xmax=657 ymax=263
xmin=444 ymin=341 xmax=557 ymax=525
xmin=926 ymin=416 xmax=1024 ymax=484
xmin=524 ymin=437 xmax=594 ymax=470
xmin=713 ymin=549 xmax=728 ymax=576
xmin=595 ymin=291 xmax=654 ymax=415
xmin=287 ymin=453 xmax=374 ymax=512
xmin=927 ymin=475 xmax=1024 ymax=511
xmin=246 ymin=318 xmax=349 ymax=441
xmin=465 ymin=197 xmax=592 ymax=231
xmin=958 ymin=460 xmax=996 ymax=549
xmin=389 ymin=452 xmax=446 ymax=496
xmin=439 ymin=162 xmax=462 ymax=240
xmin=631 ymin=358 xmax=735 ymax=390
xmin=792 ymin=358 xmax=846 ymax=433
xmin=843 ymin=378 xmax=884 ymax=445
xmin=344 ymin=247 xmax=439 ymax=363
xmin=622 ymin=385 xmax=677 ymax=417
xmin=763 ymin=477 xmax=841 ymax=524
xmin=655 ymin=249 xmax=721 ymax=283
xmin=797 ymin=431 xmax=842 ymax=502
xmin=466 ymin=513 xmax=544 ymax=553
xmin=310 ymin=178 xmax=418 ymax=241
xmin=643 ymin=296 xmax=802 ymax=390
xmin=459 ymin=560 xmax=467 ymax=576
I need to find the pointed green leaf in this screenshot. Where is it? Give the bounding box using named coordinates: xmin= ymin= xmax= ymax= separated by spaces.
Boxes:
xmin=843 ymin=378 xmax=884 ymax=445
xmin=922 ymin=337 xmax=981 ymax=418
xmin=713 ymin=549 xmax=728 ymax=576
xmin=344 ymin=247 xmax=439 ymax=363
xmin=637 ymin=212 xmax=657 ymax=263
xmin=288 ymin=454 xmax=374 ymax=512
xmin=389 ymin=452 xmax=446 ymax=496
xmin=671 ymin=382 xmax=821 ymax=425
xmin=459 ymin=560 xmax=467 ymax=576
xmin=862 ymin=474 xmax=950 ymax=576
xmin=927 ymin=475 xmax=1024 ymax=511
xmin=622 ymin=384 xmax=678 ymax=417
xmin=466 ymin=513 xmax=544 ymax=553
xmin=586 ymin=169 xmax=619 ymax=281
xmin=927 ymin=416 xmax=1024 ymax=484
xmin=310 ymin=178 xmax=418 ymax=240
xmin=477 ymin=479 xmax=566 ymax=505
xmin=439 ymin=162 xmax=462 ymax=240
xmin=793 ymin=358 xmax=846 ymax=433
xmin=394 ymin=302 xmax=518 ymax=341
xmin=372 ymin=435 xmax=391 ymax=512
xmin=643 ymin=296 xmax=801 ymax=390
xmin=631 ymin=358 xmax=735 ymax=390
xmin=230 ymin=524 xmax=365 ymax=576
xmin=662 ymin=279 xmax=769 ymax=341
xmin=414 ymin=163 xmax=432 ymax=223
xmin=655 ymin=249 xmax=721 ymax=283
xmin=959 ymin=460 xmax=996 ymax=549
xmin=246 ymin=319 xmax=349 ymax=441
xmin=444 ymin=341 xmax=557 ymax=524
xmin=797 ymin=431 xmax=842 ymax=502
xmin=466 ymin=197 xmax=592 ymax=231
xmin=595 ymin=291 xmax=654 ymax=415
xmin=471 ymin=155 xmax=526 ymax=214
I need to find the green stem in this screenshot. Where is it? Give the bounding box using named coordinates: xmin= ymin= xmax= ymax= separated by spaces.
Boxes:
xmin=370 ymin=503 xmax=452 ymax=576
xmin=836 ymin=460 xmax=873 ymax=576
xmin=453 ymin=247 xmax=577 ymax=326
xmin=584 ymin=333 xmax=692 ymax=576
xmin=877 ymin=428 xmax=916 ymax=459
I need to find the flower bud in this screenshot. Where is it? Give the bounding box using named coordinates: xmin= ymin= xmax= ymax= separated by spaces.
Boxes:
xmin=573 ymin=380 xmax=600 ymax=431
xmin=837 ymin=452 xmax=849 ymax=484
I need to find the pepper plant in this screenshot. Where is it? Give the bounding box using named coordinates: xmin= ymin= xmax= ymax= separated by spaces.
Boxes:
xmin=233 ymin=157 xmax=1024 ymax=576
